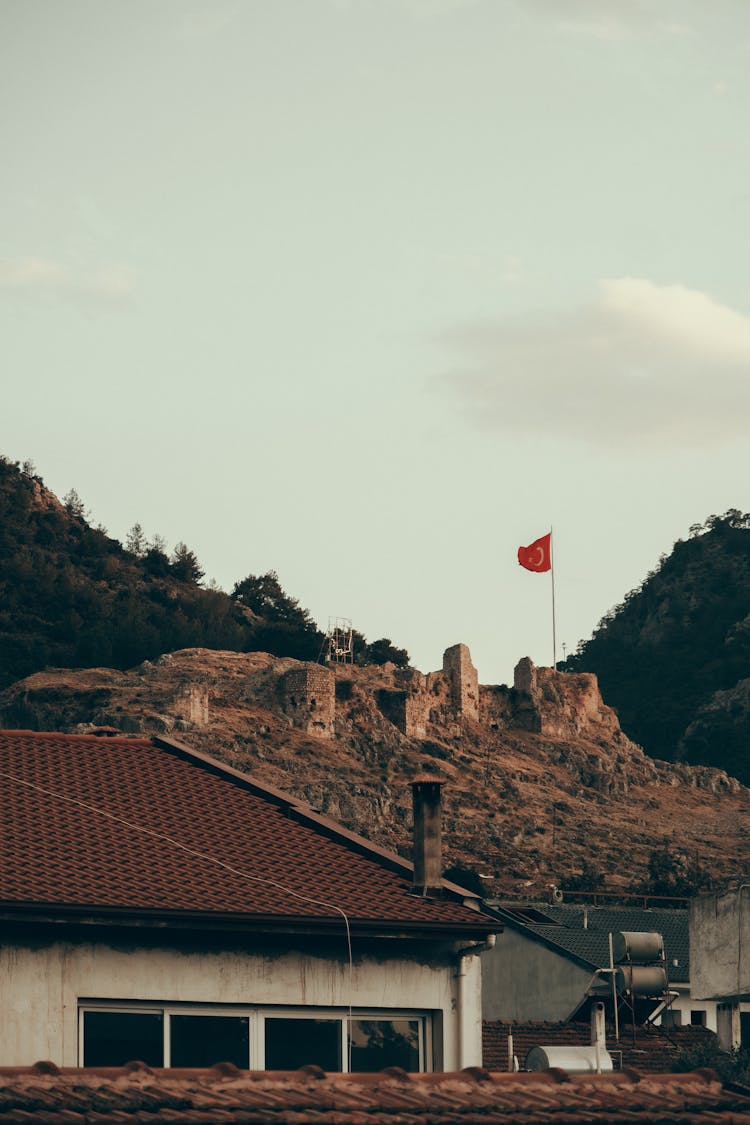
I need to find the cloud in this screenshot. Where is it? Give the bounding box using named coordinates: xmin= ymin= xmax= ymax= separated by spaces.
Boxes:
xmin=439 ymin=278 xmax=750 ymax=449
xmin=0 ymin=257 xmax=135 ymax=303
xmin=520 ymin=0 xmax=692 ymax=41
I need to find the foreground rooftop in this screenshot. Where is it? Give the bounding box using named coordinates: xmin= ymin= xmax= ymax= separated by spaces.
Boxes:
xmin=1 ymin=1062 xmax=748 ymax=1124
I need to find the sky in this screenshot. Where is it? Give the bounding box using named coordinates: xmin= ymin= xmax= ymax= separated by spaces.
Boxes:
xmin=2 ymin=0 xmax=750 ymax=686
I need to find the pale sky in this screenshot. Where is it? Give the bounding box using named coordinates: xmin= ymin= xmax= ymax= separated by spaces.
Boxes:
xmin=3 ymin=0 xmax=750 ymax=686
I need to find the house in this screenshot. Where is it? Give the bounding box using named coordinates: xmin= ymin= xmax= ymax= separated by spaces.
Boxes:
xmin=480 ymin=900 xmax=714 ymax=1030
xmin=0 ymin=1060 xmax=748 ymax=1123
xmin=0 ymin=729 xmax=497 ymax=1071
xmin=691 ymin=887 xmax=750 ymax=1050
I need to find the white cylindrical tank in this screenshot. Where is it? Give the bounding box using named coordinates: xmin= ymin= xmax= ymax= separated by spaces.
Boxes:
xmin=612 ymin=931 xmax=664 ymax=963
xmin=524 ymin=1046 xmax=613 ymax=1073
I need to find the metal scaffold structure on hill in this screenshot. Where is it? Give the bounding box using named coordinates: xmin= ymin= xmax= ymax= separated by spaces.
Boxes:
xmin=326 ymin=617 xmax=354 ymax=663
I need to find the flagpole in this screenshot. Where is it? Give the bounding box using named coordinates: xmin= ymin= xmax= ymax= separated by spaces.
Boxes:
xmin=550 ymin=526 xmax=557 ymax=671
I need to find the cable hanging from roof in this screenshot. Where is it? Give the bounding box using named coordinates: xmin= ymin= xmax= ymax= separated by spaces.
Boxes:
xmin=0 ymin=766 xmax=355 ymax=1064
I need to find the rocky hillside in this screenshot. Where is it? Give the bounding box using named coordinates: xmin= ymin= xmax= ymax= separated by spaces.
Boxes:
xmin=565 ymin=510 xmax=750 ymax=782
xmin=3 ymin=643 xmax=748 ymax=898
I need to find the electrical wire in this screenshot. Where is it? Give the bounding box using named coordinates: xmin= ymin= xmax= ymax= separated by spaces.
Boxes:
xmin=0 ymin=767 xmax=355 ymax=1068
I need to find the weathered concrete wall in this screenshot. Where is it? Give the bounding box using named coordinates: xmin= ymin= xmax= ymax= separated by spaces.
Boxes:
xmin=0 ymin=934 xmax=483 ymax=1070
xmin=691 ymin=889 xmax=750 ymax=1001
xmin=481 ymin=928 xmax=593 ymax=1022
xmin=281 ymin=665 xmax=335 ymax=739
xmin=442 ymin=644 xmax=479 ymax=722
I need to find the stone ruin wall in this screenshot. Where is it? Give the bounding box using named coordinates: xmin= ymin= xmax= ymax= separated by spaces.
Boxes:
xmin=372 ymin=645 xmax=480 ymax=736
xmin=442 ymin=643 xmax=479 ymax=722
xmin=172 ymin=684 xmax=210 ymax=728
xmin=512 ymin=655 xmax=543 ymax=733
xmin=273 ymin=646 xmax=612 ymax=748
xmin=511 ymin=657 xmax=624 ymax=741
xmin=281 ymin=665 xmax=335 ymax=739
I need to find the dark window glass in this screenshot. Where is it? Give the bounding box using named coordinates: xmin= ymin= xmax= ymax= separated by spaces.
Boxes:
xmin=83 ymin=1011 xmax=163 ymax=1067
xmin=265 ymin=1018 xmax=341 ymax=1071
xmin=690 ymin=1010 xmax=707 ymax=1027
xmin=349 ymin=1019 xmax=420 ymax=1073
xmin=170 ymin=1014 xmax=249 ymax=1068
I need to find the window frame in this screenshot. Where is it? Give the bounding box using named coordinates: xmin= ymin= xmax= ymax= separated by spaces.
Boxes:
xmin=78 ymin=1001 xmax=432 ymax=1072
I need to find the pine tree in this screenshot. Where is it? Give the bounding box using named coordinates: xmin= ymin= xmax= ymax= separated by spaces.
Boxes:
xmin=125 ymin=523 xmax=146 ymax=557
xmin=171 ymin=542 xmax=205 ymax=585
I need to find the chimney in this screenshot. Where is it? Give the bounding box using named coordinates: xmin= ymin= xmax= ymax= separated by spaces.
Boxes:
xmin=410 ymin=774 xmax=444 ymax=896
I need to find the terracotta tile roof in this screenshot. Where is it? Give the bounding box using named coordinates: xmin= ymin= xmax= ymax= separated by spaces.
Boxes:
xmin=0 ymin=730 xmax=494 ymax=935
xmin=0 ymin=1062 xmax=748 ymax=1123
xmin=483 ymin=1020 xmax=719 ymax=1074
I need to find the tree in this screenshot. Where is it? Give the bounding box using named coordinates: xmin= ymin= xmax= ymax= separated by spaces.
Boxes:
xmin=125 ymin=523 xmax=146 ymax=558
xmin=171 ymin=542 xmax=205 ymax=585
xmin=640 ymin=846 xmax=711 ymax=898
xmin=63 ymin=488 xmax=87 ymax=520
xmin=364 ymin=637 xmax=409 ymax=668
xmin=231 ymin=571 xmax=324 ymax=661
xmin=232 ymin=571 xmax=316 ymax=629
xmin=149 ymin=532 xmax=168 ymax=554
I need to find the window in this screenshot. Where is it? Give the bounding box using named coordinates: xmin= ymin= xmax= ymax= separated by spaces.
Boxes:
xmin=171 ymin=1015 xmax=250 ymax=1068
xmin=83 ymin=1010 xmax=163 ymax=1068
xmin=265 ymin=1018 xmax=342 ymax=1071
xmin=349 ymin=1019 xmax=420 ymax=1072
xmin=79 ymin=1004 xmax=430 ymax=1072
xmin=690 ymin=1010 xmax=707 ymax=1027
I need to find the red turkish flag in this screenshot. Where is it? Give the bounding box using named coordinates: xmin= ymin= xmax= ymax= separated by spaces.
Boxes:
xmin=518 ymin=532 xmax=552 ymax=573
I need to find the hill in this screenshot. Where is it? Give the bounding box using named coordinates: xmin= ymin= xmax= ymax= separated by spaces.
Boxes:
xmin=2 ymin=644 xmax=748 ymax=898
xmin=565 ymin=511 xmax=750 ymax=784
xmin=4 ymin=454 xmax=750 ymax=895
xmin=0 ymin=456 xmax=404 ymax=688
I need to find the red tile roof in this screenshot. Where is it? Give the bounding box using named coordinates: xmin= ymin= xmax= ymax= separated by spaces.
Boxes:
xmin=0 ymin=1062 xmax=748 ymax=1123
xmin=0 ymin=730 xmax=495 ymax=935
xmin=483 ymin=1020 xmax=719 ymax=1074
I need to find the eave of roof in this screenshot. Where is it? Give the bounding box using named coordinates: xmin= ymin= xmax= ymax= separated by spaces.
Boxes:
xmin=0 ymin=900 xmax=497 ymax=940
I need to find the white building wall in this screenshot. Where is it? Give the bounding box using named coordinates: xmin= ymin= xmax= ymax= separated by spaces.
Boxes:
xmin=0 ymin=937 xmax=483 ymax=1071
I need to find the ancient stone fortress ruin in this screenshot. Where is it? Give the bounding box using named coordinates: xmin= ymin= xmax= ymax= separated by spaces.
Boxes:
xmin=278 ymin=643 xmax=481 ymax=741
xmin=277 ymin=642 xmax=621 ymax=746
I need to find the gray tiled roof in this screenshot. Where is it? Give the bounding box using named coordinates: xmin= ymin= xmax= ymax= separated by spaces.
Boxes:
xmin=486 ymin=902 xmax=689 ymax=983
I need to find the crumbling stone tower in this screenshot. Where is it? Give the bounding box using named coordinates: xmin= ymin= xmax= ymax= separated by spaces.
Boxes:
xmin=281 ymin=665 xmax=335 ymax=739
xmin=513 ymin=656 xmax=542 ymax=732
xmin=442 ymin=643 xmax=479 ymax=722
